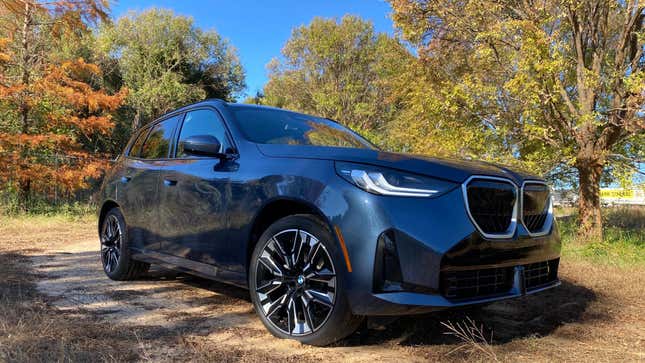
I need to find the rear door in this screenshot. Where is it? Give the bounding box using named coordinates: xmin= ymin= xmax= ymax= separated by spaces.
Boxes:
xmin=120 ymin=116 xmax=181 ymax=252
xmin=157 ymin=108 xmax=237 ymax=270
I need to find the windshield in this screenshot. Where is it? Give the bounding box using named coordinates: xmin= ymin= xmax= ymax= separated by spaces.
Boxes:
xmin=230 ymin=107 xmax=377 ymax=150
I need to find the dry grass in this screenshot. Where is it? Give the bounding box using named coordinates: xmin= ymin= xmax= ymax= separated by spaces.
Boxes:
xmin=441 ymin=317 xmax=497 ymax=361
xmin=0 ymin=249 xmax=139 ymax=361
xmin=1 ymin=213 xmax=644 ymax=362
xmin=603 ymin=205 xmax=645 ymax=230
xmin=0 ymin=213 xmax=96 ymax=250
xmin=0 ymin=215 xmax=285 ymax=362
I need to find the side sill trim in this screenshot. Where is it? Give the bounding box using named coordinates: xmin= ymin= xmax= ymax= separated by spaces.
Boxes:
xmin=131 ymin=249 xmax=247 ymax=288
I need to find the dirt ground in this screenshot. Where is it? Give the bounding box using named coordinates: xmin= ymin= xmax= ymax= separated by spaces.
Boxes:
xmin=1 ymin=216 xmax=644 ymax=362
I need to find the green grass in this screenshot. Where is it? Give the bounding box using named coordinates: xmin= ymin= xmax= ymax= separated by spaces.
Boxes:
xmin=0 ymin=198 xmax=96 ymax=218
xmin=0 ymin=212 xmax=96 ymax=227
xmin=558 ymin=206 xmax=645 ymax=267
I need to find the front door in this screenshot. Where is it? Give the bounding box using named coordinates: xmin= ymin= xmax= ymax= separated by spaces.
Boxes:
xmin=120 ymin=157 xmax=160 ymax=251
xmin=120 ymin=115 xmax=181 ymax=251
xmin=158 ymin=108 xmax=237 ymax=270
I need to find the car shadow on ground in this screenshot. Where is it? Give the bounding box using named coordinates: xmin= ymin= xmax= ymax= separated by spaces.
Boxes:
xmin=342 ymin=280 xmax=599 ymax=347
xmin=27 ymin=249 xmax=600 ymax=348
xmin=132 ymin=263 xmax=601 ymax=347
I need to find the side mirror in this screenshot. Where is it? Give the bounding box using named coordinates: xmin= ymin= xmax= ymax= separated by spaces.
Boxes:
xmin=182 ymin=135 xmax=223 ymax=157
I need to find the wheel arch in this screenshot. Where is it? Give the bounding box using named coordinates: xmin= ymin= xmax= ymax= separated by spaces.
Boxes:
xmin=98 ymin=199 xmax=120 ymax=235
xmin=246 ymin=197 xmax=332 ymax=273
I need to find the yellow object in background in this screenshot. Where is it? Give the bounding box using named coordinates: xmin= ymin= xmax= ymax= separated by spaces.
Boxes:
xmin=600 ymin=188 xmax=645 ymax=205
xmin=601 ymin=189 xmax=635 ymax=199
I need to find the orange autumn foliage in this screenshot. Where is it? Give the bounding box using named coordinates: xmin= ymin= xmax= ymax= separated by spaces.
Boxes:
xmin=0 ymin=1 xmax=124 ymax=205
xmin=37 ymin=59 xmax=128 ymax=135
xmin=0 ymin=37 xmax=10 ymax=96
xmin=0 ymin=58 xmax=127 ymax=196
xmin=0 ymin=0 xmax=109 ymax=31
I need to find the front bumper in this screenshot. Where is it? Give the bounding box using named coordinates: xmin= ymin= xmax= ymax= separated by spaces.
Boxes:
xmin=354 ymin=265 xmax=560 ymax=316
xmin=319 ymin=182 xmax=561 ymax=316
xmin=366 ymin=272 xmax=560 ymax=315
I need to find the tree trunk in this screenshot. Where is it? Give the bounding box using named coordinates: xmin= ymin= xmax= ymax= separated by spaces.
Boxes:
xmin=576 ymin=157 xmax=603 ymax=240
xmin=17 ymin=1 xmax=33 ymax=211
xmin=19 ymin=0 xmax=32 ymax=133
xmin=18 ymin=179 xmax=31 ymax=212
xmin=133 ymin=109 xmax=141 ymax=130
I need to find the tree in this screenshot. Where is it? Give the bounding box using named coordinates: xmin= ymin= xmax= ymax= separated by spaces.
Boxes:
xmin=262 ymin=16 xmax=411 ymax=143
xmin=389 ymin=0 xmax=645 ymax=239
xmin=97 ymin=9 xmax=246 ymax=128
xmin=243 ymin=90 xmax=265 ymax=105
xmin=0 ymin=0 xmax=109 ymax=129
xmin=0 ymin=0 xmax=126 ymax=209
xmin=384 ymin=42 xmax=525 ymax=167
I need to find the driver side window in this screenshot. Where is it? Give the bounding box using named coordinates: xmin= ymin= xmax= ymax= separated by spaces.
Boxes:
xmin=176 ymin=109 xmax=232 ymax=158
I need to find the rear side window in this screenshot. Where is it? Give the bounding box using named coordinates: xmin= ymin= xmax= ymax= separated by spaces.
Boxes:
xmin=176 ymin=109 xmax=232 ymax=157
xmin=128 ymin=127 xmax=150 ymax=157
xmin=139 ymin=115 xmax=181 ymax=159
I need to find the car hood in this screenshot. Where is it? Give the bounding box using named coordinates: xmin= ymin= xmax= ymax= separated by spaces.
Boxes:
xmin=256 ymin=144 xmax=541 ymax=184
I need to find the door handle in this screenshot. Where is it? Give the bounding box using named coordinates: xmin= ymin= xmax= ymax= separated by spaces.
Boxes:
xmin=163 ymin=178 xmax=177 ymax=186
xmin=120 ymin=176 xmax=131 ymax=183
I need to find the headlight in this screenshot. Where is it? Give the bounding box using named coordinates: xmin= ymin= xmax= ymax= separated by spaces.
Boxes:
xmin=335 ymin=161 xmax=457 ymax=197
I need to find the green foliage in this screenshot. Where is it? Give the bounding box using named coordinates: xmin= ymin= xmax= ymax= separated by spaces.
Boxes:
xmin=262 ymin=15 xmax=411 ymax=146
xmin=0 ymin=192 xmax=95 ymax=217
xmin=389 ymin=0 xmax=644 ymax=171
xmin=242 ymin=91 xmax=265 ymax=105
xmin=97 ymin=8 xmax=245 ymax=127
xmin=389 ymin=0 xmax=644 ymax=237
xmin=559 ymin=206 xmax=645 ymax=266
xmin=385 ymin=56 xmax=523 ymax=166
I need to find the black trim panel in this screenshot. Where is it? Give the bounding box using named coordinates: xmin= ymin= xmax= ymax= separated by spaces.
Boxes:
xmin=131 ymin=249 xmax=247 ymax=288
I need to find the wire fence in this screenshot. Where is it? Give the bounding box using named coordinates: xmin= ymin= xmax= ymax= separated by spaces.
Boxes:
xmin=0 ymin=151 xmax=116 ymax=213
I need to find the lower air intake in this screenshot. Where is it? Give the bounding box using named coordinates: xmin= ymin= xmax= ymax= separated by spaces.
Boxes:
xmin=524 ymin=259 xmax=559 ymax=289
xmin=440 ymin=267 xmax=514 ymax=300
xmin=440 ymin=259 xmax=560 ymax=300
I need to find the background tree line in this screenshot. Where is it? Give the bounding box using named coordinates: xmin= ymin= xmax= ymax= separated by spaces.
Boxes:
xmin=0 ymin=0 xmax=643 ymax=240
xmin=0 ymin=2 xmax=244 ymax=211
xmin=255 ymin=2 xmax=645 ymax=239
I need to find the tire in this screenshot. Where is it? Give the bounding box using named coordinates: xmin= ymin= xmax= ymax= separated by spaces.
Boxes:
xmin=100 ymin=207 xmax=150 ymax=281
xmin=249 ymin=214 xmax=363 ymax=346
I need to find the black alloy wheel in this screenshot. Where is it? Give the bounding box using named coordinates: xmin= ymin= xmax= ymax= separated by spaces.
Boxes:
xmin=99 ymin=208 xmax=150 ymax=280
xmin=255 ymin=228 xmax=337 ymax=335
xmin=250 ymin=214 xmax=362 ymax=346
xmin=101 ymin=214 xmax=122 ymax=274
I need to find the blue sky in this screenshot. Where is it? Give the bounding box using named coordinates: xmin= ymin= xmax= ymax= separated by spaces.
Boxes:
xmin=111 ymin=0 xmax=396 ymax=99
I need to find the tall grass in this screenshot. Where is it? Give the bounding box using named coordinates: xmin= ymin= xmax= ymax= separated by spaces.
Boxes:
xmin=558 ymin=206 xmax=645 ymax=266
xmin=0 ymin=196 xmax=96 ymax=218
